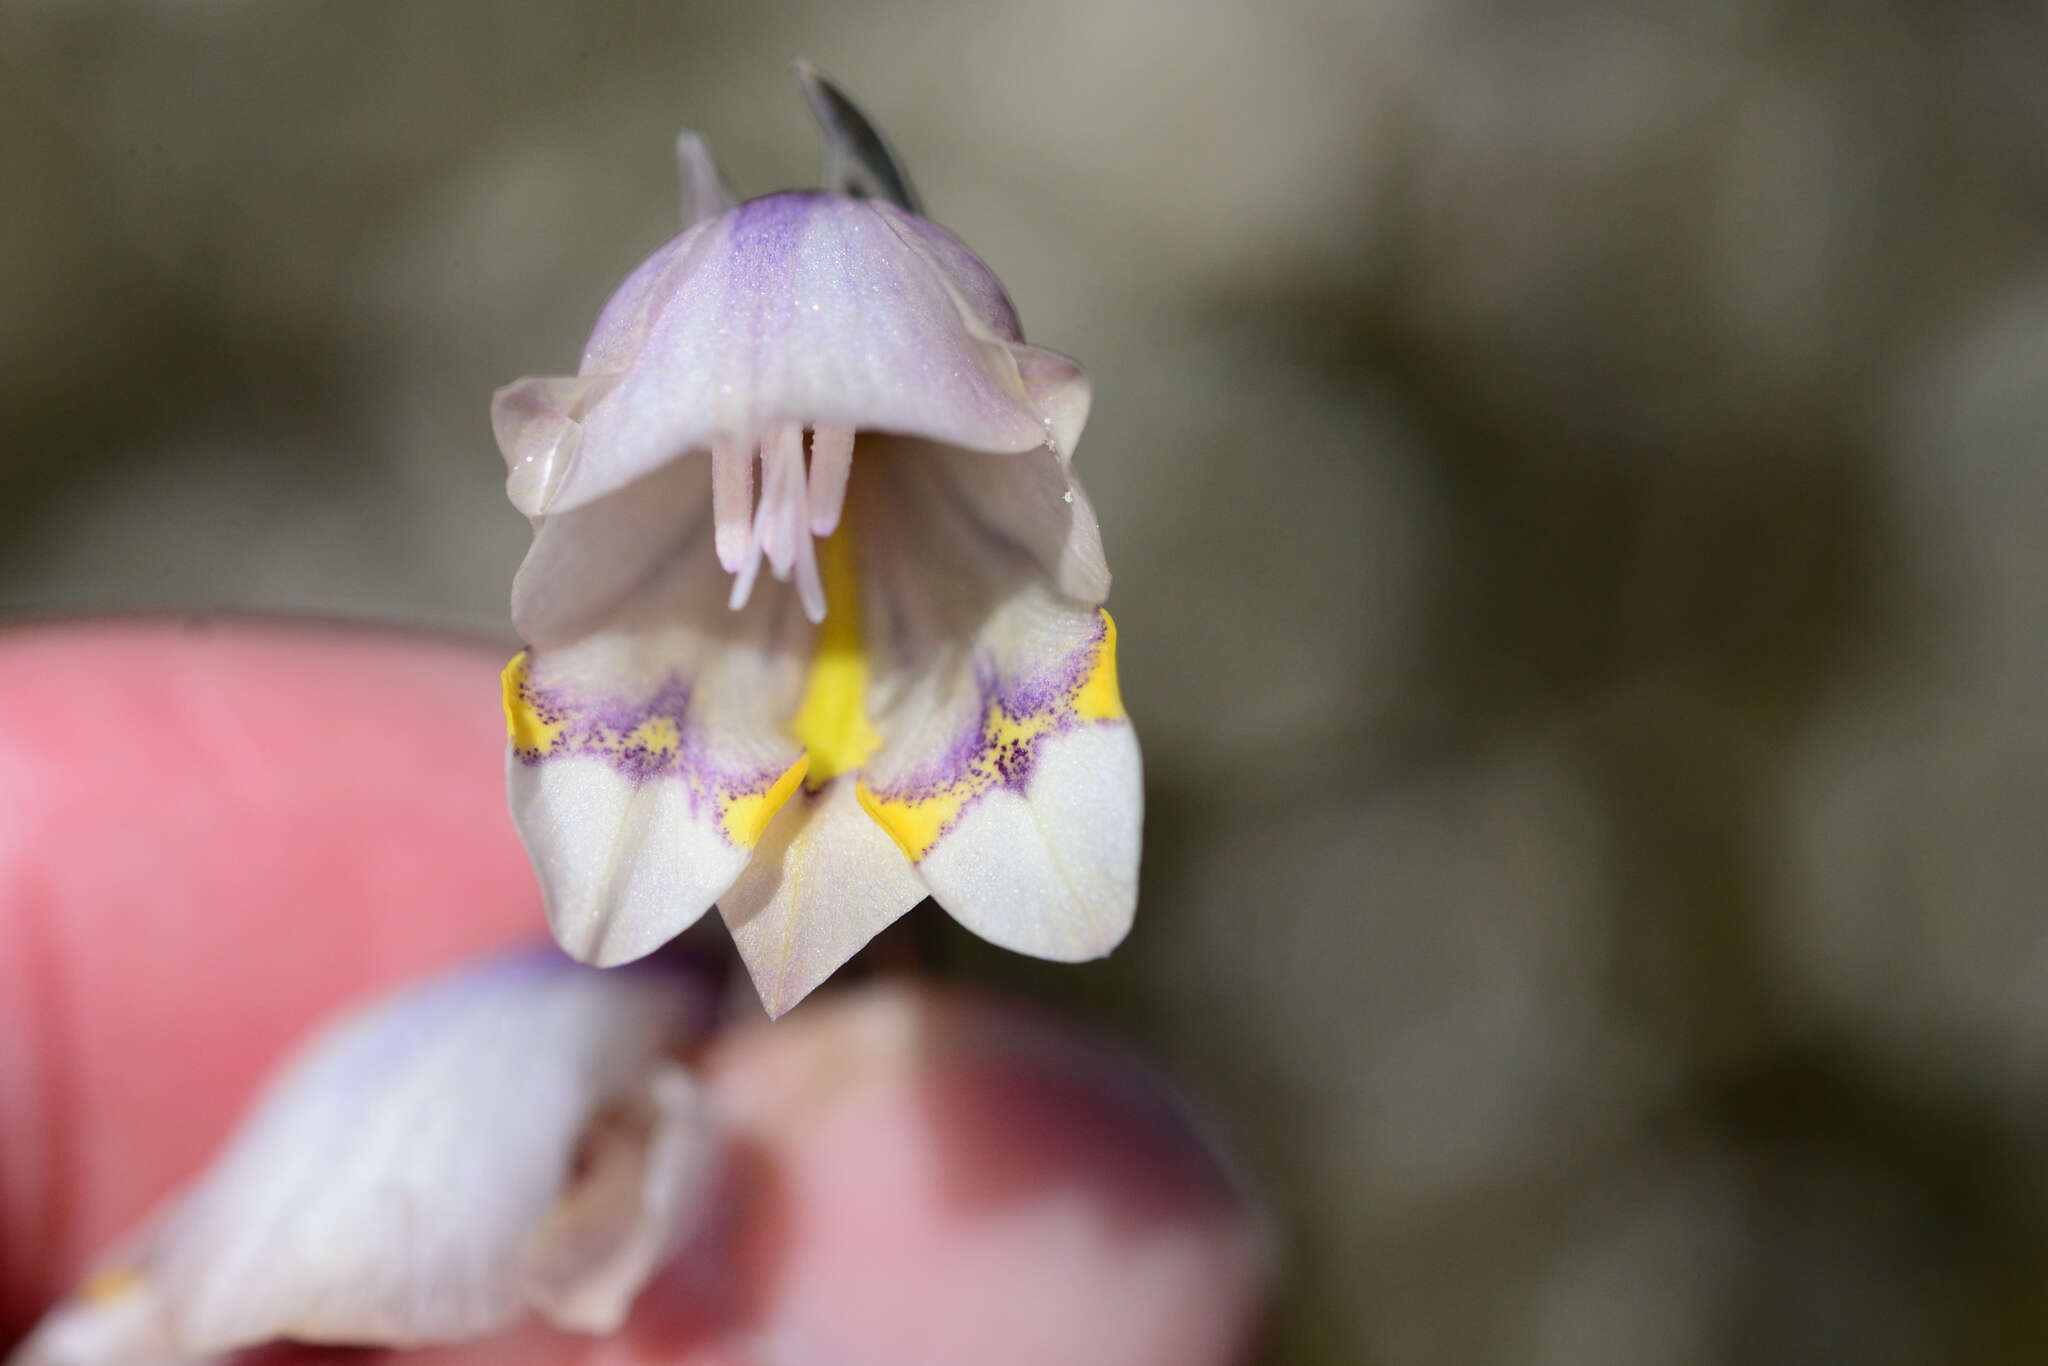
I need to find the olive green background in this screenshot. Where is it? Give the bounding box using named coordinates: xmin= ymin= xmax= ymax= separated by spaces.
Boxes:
xmin=7 ymin=2 xmax=2048 ymax=1361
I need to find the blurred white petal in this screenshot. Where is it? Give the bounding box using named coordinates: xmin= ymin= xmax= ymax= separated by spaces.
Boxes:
xmin=520 ymin=1061 xmax=718 ymax=1334
xmin=10 ymin=950 xmax=719 ymax=1363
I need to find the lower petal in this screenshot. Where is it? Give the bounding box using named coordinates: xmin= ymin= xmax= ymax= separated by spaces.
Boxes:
xmin=506 ymin=551 xmax=812 ymax=968
xmin=897 ymin=719 xmax=1141 ymax=961
xmin=856 ymin=594 xmax=1142 ymax=963
xmin=718 ymin=778 xmax=927 ymax=1019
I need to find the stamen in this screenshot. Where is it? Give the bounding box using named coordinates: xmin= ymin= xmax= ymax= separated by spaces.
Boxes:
xmin=759 ymin=424 xmax=807 ymax=581
xmin=807 ymin=425 xmax=855 ymax=536
xmin=722 ymin=422 xmax=851 ymax=625
xmin=727 ymin=526 xmax=764 ymax=612
xmin=792 ymin=526 xmax=826 ymax=623
xmin=710 ymin=439 xmax=754 ymax=573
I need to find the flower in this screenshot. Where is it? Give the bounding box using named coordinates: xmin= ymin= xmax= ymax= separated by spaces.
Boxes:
xmin=11 ymin=949 xmax=721 ymax=1364
xmin=492 ymin=66 xmax=1142 ymax=1016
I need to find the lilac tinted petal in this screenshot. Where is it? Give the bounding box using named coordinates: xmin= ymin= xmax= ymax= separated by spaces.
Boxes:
xmin=544 ymin=194 xmax=1055 ymax=515
xmin=578 ymin=220 xmax=718 ymax=376
xmin=492 ymin=372 xmax=611 ymax=517
xmin=876 ymin=203 xmax=1025 ymax=343
xmin=1009 ymin=343 xmax=1092 ymax=461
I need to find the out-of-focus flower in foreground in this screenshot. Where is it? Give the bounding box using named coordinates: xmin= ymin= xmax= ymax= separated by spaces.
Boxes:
xmin=9 ymin=949 xmax=719 ymax=1365
xmin=493 ymin=66 xmax=1142 ymax=1015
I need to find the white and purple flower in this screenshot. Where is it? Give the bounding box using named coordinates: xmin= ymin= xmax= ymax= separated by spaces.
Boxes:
xmin=494 ymin=67 xmax=1142 ymax=1016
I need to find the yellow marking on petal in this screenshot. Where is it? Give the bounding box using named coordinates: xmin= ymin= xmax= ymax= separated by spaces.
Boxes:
xmin=722 ymin=752 xmax=810 ymax=847
xmin=859 ymin=708 xmax=1063 ymax=861
xmin=81 ymin=1267 xmax=142 ymax=1305
xmin=858 ymin=776 xmax=962 ymax=863
xmin=791 ymin=526 xmax=881 ymax=786
xmin=1074 ymin=610 xmax=1125 ymax=722
xmin=856 ymin=611 xmax=1129 ymax=863
xmin=502 ymin=652 xmax=565 ymax=756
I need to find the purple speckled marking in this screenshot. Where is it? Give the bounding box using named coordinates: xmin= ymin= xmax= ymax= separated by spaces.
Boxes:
xmin=512 ymin=665 xmax=788 ymax=830
xmin=721 ymin=192 xmax=813 ymax=362
xmin=866 ymin=615 xmax=1113 ymax=827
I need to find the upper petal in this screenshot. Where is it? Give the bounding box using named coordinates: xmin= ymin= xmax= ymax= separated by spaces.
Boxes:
xmin=876 ymin=205 xmax=1023 ymax=342
xmin=535 ymin=194 xmax=1063 ymax=516
xmin=511 ymin=454 xmax=713 ymax=648
xmin=491 ymin=222 xmax=719 ymax=517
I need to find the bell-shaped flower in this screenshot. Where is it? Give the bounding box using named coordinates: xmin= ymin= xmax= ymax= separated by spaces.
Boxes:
xmin=10 ymin=948 xmax=721 ymax=1365
xmin=493 ymin=66 xmax=1142 ymax=1016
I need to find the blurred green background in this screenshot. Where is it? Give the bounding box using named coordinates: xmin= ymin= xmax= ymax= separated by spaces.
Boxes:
xmin=7 ymin=2 xmax=2048 ymax=1361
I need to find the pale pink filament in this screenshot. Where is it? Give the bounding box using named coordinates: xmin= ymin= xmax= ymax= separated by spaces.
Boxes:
xmin=715 ymin=424 xmax=855 ymax=624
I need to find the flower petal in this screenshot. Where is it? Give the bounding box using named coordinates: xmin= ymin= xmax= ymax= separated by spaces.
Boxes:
xmin=519 ymin=1061 xmax=719 ymax=1334
xmin=491 ymin=372 xmax=610 ymax=517
xmin=850 ymin=455 xmax=1141 ymax=961
xmin=510 ymin=455 xmax=711 ymax=649
xmin=12 ymin=950 xmax=715 ymax=1361
xmin=876 ymin=205 xmax=1023 ymax=343
xmin=860 ymin=604 xmax=1140 ymax=961
xmin=1008 ymin=342 xmax=1092 ymax=460
xmin=884 ymin=435 xmax=1110 ymax=604
xmin=539 ymin=194 xmax=1059 ymax=516
xmin=492 ymin=221 xmax=725 ymax=519
xmin=506 ymin=549 xmax=812 ymax=967
xmin=718 ymin=778 xmax=928 ymax=1019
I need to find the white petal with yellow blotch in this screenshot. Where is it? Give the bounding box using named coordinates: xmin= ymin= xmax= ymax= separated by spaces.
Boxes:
xmin=9 ymin=950 xmax=719 ymax=1365
xmin=718 ymin=777 xmax=929 ymax=1018
xmin=493 ymin=193 xmax=1064 ymax=522
xmin=852 ymin=451 xmax=1142 ymax=961
xmin=504 ymin=520 xmax=813 ymax=967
